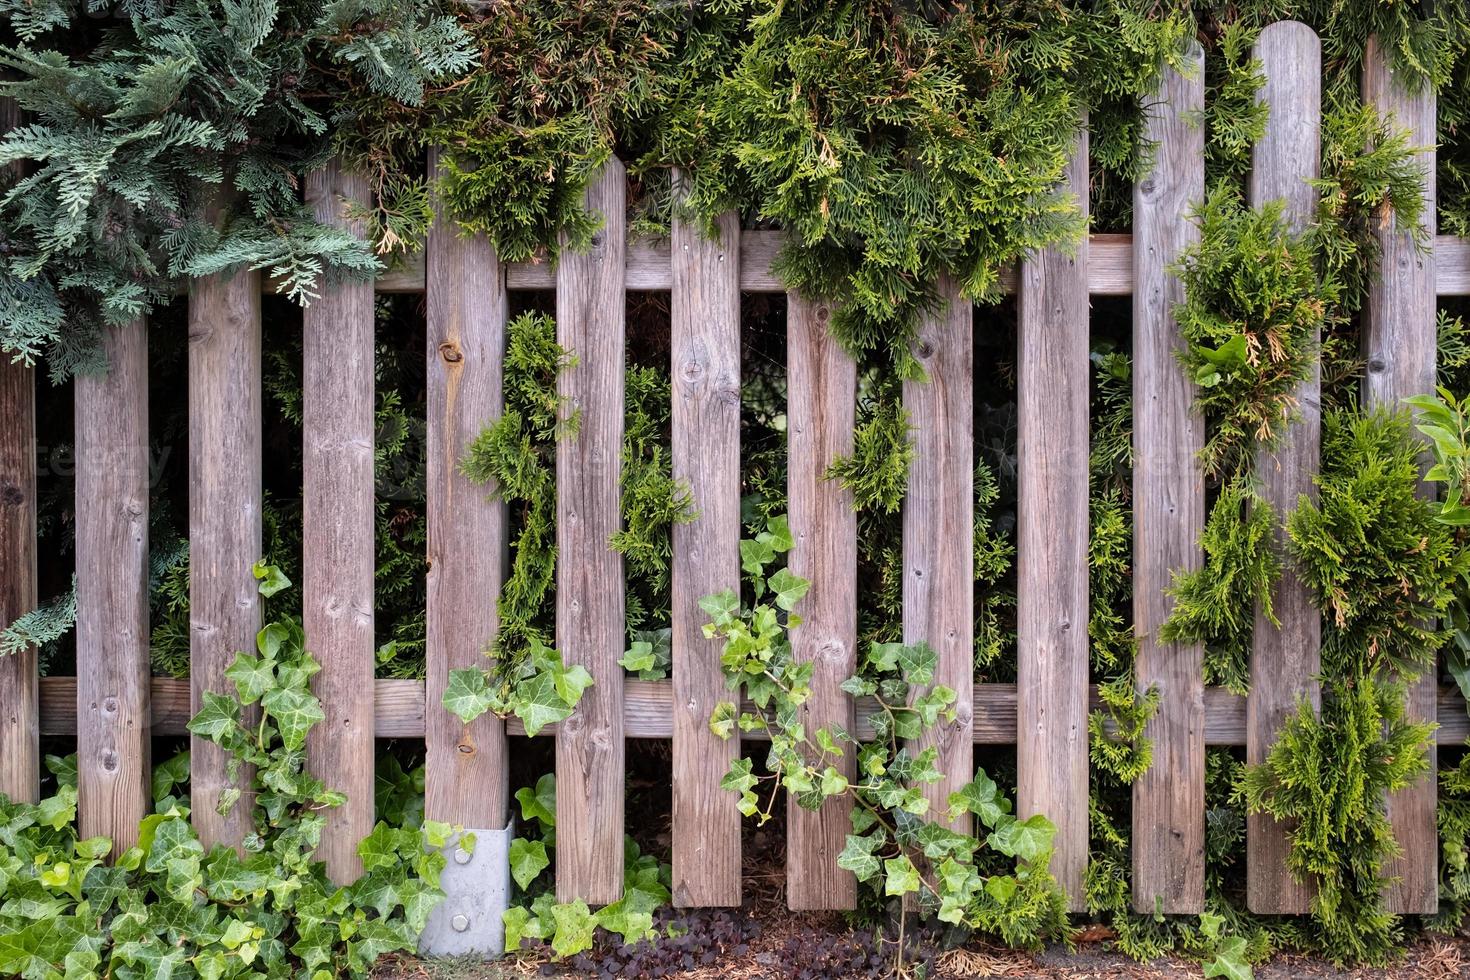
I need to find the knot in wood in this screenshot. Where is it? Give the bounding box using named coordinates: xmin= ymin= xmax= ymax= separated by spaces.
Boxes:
xmin=815 ymin=306 xmax=830 ymax=323
xmin=439 ymin=342 xmax=463 ymax=364
xmin=0 ymin=483 xmax=22 ymax=506
xmin=457 ymin=740 xmax=475 ymax=755
xmin=1367 ymin=357 xmax=1387 ymax=373
xmin=915 ymin=340 xmax=935 ymax=360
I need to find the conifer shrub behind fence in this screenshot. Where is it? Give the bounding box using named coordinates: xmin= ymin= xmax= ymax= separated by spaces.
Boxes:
xmin=6 ymin=20 xmax=1470 ymax=923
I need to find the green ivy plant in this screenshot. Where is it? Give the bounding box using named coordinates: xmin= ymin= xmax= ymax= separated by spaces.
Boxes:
xmin=501 ymin=773 xmax=671 ymax=958
xmin=702 ymin=515 xmax=1069 ymax=971
xmin=0 ymin=564 xmax=450 ymax=979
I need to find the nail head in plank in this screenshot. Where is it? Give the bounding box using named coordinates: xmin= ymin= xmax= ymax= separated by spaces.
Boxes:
xmin=555 ymin=160 xmax=628 ymax=905
xmin=303 ymin=160 xmax=378 ymax=884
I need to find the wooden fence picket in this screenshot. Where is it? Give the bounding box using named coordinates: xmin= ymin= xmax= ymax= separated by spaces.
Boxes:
xmin=1131 ymin=49 xmax=1207 ymax=913
xmin=303 ymin=160 xmax=378 ymax=884
xmin=75 ymin=320 xmax=151 ymax=852
xmin=424 ymin=148 xmax=511 ymax=835
xmin=1363 ymin=36 xmax=1439 ymax=914
xmin=1246 ymin=20 xmax=1322 ymax=915
xmin=903 ymin=274 xmax=975 ymax=832
xmin=187 ymin=226 xmax=263 ymax=851
xmin=670 ymin=184 xmax=743 ymax=907
xmin=555 ymin=161 xmax=628 ymax=905
xmin=785 ymin=290 xmax=858 ymax=911
xmin=1017 ymin=118 xmax=1091 ymax=910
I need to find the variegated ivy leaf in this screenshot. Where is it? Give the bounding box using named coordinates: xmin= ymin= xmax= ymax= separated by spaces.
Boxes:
xmin=549 ymin=900 xmax=596 ymax=958
xmin=883 ymin=855 xmax=921 ymax=896
xmin=187 ymin=691 xmax=241 ymax=743
xmin=226 ymin=652 xmax=277 ymax=705
xmin=948 ymin=770 xmax=1012 ymax=828
xmin=441 ymin=667 xmax=497 ymax=723
xmin=709 ymin=700 xmax=738 ymax=740
xmin=261 ymin=685 xmax=325 ymax=752
xmin=836 ymin=832 xmax=885 ymax=881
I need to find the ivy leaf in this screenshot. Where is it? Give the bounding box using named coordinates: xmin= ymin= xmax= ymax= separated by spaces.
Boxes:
xmin=514 ymin=671 xmax=575 ymax=737
xmin=987 ymin=813 xmax=1056 ymax=863
xmin=252 ymin=561 xmax=292 ymax=597
xmin=509 ymin=838 xmax=549 ymax=890
xmin=765 ymin=515 xmax=794 ymax=552
xmin=1203 ymin=936 xmax=1253 ymax=980
xmin=549 ymin=900 xmax=596 ymax=958
xmin=948 ymin=771 xmax=1011 ymax=828
xmin=442 ymin=667 xmax=497 ymax=724
xmin=226 ymin=652 xmax=276 ymax=705
xmin=836 ymin=832 xmax=885 ymax=882
xmin=516 ymin=774 xmax=557 ymax=830
xmin=261 ymin=686 xmax=325 ymax=752
xmin=766 ymin=568 xmax=810 ymax=611
xmin=709 ymin=701 xmax=738 ymax=740
xmin=187 ymin=691 xmax=241 ymax=743
xmin=883 ymin=855 xmax=921 ymax=896
xmin=618 ymin=641 xmax=656 ymax=674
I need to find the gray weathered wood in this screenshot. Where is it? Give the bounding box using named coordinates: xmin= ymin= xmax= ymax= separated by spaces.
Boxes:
xmin=0 ymin=94 xmax=38 ymax=806
xmin=555 ymin=160 xmax=627 ymax=905
xmin=1016 ymin=119 xmax=1090 ymax=911
xmin=670 ymin=187 xmax=743 ymax=907
xmin=1363 ymin=36 xmax=1438 ymax=915
xmin=0 ymin=366 xmax=37 ymax=805
xmin=424 ymin=148 xmax=510 ymax=834
xmin=1246 ymin=20 xmax=1322 ymax=915
xmin=785 ymin=291 xmax=858 ymax=910
xmin=303 ymin=160 xmax=377 ymax=883
xmin=188 ymin=239 xmax=263 ymax=851
xmin=1131 ymin=50 xmax=1207 ymax=914
xmin=904 ymin=275 xmax=974 ymax=833
xmin=75 ymin=319 xmax=151 ymax=852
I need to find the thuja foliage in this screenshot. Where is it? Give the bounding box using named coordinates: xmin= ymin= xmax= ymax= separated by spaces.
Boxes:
xmin=0 ymin=567 xmax=449 ymax=979
xmin=0 ymin=0 xmax=475 ymax=376
xmin=1237 ymin=410 xmax=1470 ymax=964
xmin=703 ymin=516 xmax=1069 ymax=969
xmin=501 ymin=773 xmax=672 ymax=959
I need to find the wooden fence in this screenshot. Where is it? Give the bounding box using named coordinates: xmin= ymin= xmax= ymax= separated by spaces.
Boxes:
xmin=5 ymin=22 xmax=1470 ymax=915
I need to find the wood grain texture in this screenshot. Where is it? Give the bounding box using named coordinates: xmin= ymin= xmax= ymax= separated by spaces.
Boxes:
xmin=424 ymin=147 xmax=510 ymax=833
xmin=903 ymin=275 xmax=974 ymax=833
xmin=0 ymin=364 xmax=38 ymax=805
xmin=555 ymin=160 xmax=627 ymax=905
xmin=1363 ymin=37 xmax=1438 ymax=915
xmin=0 ymin=94 xmax=37 ymax=806
xmin=75 ymin=320 xmax=151 ymax=852
xmin=1016 ymin=120 xmax=1090 ymax=911
xmin=187 ymin=246 xmax=263 ymax=851
xmin=785 ymin=290 xmax=858 ymax=911
xmin=1131 ymin=50 xmax=1206 ymax=914
xmin=39 ymin=675 xmax=1470 ymax=745
xmin=1442 ymin=237 xmax=1470 ymax=295
xmin=670 ymin=190 xmax=743 ymax=907
xmin=302 ymin=160 xmax=377 ymax=883
xmin=1246 ymin=20 xmax=1322 ymax=915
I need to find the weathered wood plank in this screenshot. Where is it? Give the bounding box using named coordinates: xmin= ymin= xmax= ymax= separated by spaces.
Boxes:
xmin=1131 ymin=50 xmax=1207 ymax=914
xmin=785 ymin=291 xmax=858 ymax=911
xmin=1442 ymin=237 xmax=1470 ymax=295
xmin=1246 ymin=20 xmax=1322 ymax=916
xmin=75 ymin=320 xmax=151 ymax=851
xmin=1016 ymin=119 xmax=1090 ymax=911
xmin=187 ymin=237 xmax=263 ymax=851
xmin=38 ymin=675 xmax=1470 ymax=745
xmin=424 ymin=148 xmax=510 ymax=834
xmin=670 ymin=190 xmax=743 ymax=907
xmin=302 ymin=160 xmax=377 ymax=884
xmin=904 ymin=275 xmax=974 ymax=833
xmin=555 ymin=161 xmax=627 ymax=905
xmin=0 ymin=94 xmax=38 ymax=806
xmin=1363 ymin=36 xmax=1439 ymax=916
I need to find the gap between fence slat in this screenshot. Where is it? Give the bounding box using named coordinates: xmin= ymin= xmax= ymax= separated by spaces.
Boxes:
xmin=1131 ymin=48 xmax=1206 ymax=914
xmin=1246 ymin=20 xmax=1322 ymax=915
xmin=187 ymin=222 xmax=263 ymax=851
xmin=1016 ymin=117 xmax=1091 ymax=911
xmin=555 ymin=160 xmax=628 ymax=905
xmin=903 ymin=274 xmax=974 ymax=833
xmin=1363 ymin=36 xmax=1439 ymax=915
xmin=670 ymin=189 xmax=743 ymax=908
xmin=424 ymin=148 xmax=510 ymax=835
xmin=75 ymin=320 xmax=151 ymax=852
xmin=303 ymin=160 xmax=377 ymax=884
xmin=785 ymin=291 xmax=858 ymax=911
